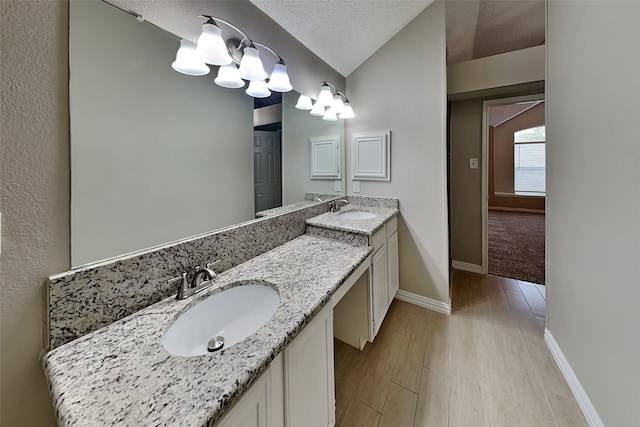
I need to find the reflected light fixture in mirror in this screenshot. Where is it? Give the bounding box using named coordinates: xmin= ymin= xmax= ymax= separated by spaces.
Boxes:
xmin=295 ymin=94 xmax=313 ymax=110
xmin=172 ymin=39 xmax=210 ymax=76
xmin=296 ymin=81 xmax=355 ymax=120
xmin=172 ymin=15 xmax=292 ymax=98
xmin=215 ymin=63 xmax=245 ymax=88
xmin=246 ymin=79 xmax=271 ymax=98
xmin=310 ymin=101 xmax=326 ymax=116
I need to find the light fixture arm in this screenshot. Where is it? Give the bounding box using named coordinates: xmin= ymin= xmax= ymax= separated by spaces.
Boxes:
xmin=253 ymin=42 xmax=285 ymax=65
xmin=199 ymin=15 xmax=250 ymax=43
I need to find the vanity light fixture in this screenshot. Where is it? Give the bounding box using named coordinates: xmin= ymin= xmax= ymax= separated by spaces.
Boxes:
xmin=317 ymin=83 xmax=334 ymax=107
xmin=172 ymin=39 xmax=210 ymax=76
xmin=196 ymin=19 xmax=232 ymax=65
xmin=300 ymin=81 xmax=356 ymax=120
xmin=172 ymin=14 xmax=293 ymax=97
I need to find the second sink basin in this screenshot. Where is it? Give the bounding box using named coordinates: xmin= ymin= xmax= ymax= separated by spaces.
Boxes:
xmin=162 ymin=281 xmax=280 ymax=357
xmin=338 ymin=210 xmax=377 ymax=220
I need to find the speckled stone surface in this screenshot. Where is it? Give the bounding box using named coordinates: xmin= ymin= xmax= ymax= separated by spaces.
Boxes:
xmin=255 ymin=200 xmax=318 ymax=217
xmin=306 ymin=225 xmax=370 ymax=246
xmin=346 ymin=195 xmax=399 ymax=209
xmin=48 ymin=201 xmax=331 ymax=349
xmin=305 ymin=205 xmax=399 ymax=236
xmin=44 ymin=235 xmax=371 ymax=427
xmin=255 ymin=194 xmax=339 ymax=218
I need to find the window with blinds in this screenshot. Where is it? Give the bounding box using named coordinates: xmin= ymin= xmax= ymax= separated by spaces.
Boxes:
xmin=514 ymin=126 xmax=545 ymax=195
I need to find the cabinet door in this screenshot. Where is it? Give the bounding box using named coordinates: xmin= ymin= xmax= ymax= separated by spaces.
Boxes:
xmin=217 ymin=354 xmax=283 ymax=427
xmin=387 ymin=231 xmax=399 ymax=303
xmin=371 ymin=245 xmax=388 ymax=338
xmin=284 ymin=305 xmax=335 ymax=427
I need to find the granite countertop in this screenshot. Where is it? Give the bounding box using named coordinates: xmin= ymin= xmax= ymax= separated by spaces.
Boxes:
xmin=305 ymin=205 xmax=399 ymax=235
xmin=44 ymin=235 xmax=371 ymax=427
xmin=255 ymin=200 xmax=319 ymax=217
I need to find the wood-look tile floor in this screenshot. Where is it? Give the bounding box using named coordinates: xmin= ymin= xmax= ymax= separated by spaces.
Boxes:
xmin=334 ymin=270 xmax=588 ymax=427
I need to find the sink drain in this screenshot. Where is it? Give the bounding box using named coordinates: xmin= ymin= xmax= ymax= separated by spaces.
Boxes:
xmin=207 ymin=335 xmax=225 ymax=352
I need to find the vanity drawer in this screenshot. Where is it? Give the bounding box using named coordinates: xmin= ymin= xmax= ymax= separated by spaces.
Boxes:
xmin=372 ymin=228 xmax=387 ymax=251
xmin=386 ymin=216 xmax=397 ymax=237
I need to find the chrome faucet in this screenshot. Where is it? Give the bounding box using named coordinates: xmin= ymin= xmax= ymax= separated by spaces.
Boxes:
xmin=329 ymin=199 xmax=349 ymax=213
xmin=168 ymin=261 xmax=221 ymax=300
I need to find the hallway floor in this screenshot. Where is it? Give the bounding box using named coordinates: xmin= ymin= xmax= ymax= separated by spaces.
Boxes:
xmin=333 ymin=270 xmax=588 ymax=427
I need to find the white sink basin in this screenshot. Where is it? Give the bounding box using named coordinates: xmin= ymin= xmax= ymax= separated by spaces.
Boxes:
xmin=162 ymin=281 xmax=280 ymax=356
xmin=338 ymin=210 xmax=377 ymax=220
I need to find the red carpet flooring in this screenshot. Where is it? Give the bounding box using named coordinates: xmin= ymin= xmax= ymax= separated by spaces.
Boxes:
xmin=488 ymin=210 xmax=545 ymax=285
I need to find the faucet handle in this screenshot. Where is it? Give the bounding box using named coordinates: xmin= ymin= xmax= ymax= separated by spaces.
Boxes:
xmin=168 ymin=272 xmax=189 ymax=300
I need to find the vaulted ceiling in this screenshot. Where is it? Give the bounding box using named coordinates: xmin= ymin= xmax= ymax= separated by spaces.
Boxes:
xmin=251 ymin=0 xmax=546 ymax=75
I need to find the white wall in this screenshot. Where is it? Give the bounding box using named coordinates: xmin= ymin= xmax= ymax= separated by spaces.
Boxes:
xmin=281 ymin=91 xmax=345 ymax=204
xmin=70 ymin=1 xmax=255 ymax=266
xmin=346 ymin=1 xmax=449 ymax=302
xmin=547 ymin=1 xmax=640 ymax=425
xmin=0 ymin=1 xmax=68 ymax=425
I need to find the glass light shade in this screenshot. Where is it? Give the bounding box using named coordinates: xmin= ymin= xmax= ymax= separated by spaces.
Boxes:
xmin=322 ymin=107 xmax=338 ymax=121
xmin=215 ymin=63 xmax=245 ymax=88
xmin=196 ymin=24 xmax=232 ymax=65
xmin=246 ymin=80 xmax=271 ymax=98
xmin=172 ymin=39 xmax=210 ymax=76
xmin=238 ymin=47 xmax=268 ymax=81
xmin=267 ymin=63 xmax=293 ymax=92
xmin=295 ymin=94 xmax=313 ymax=110
xmin=339 ymin=102 xmax=355 ymax=119
xmin=332 ymin=94 xmax=345 ymax=113
xmin=317 ymin=84 xmax=334 ymax=107
xmin=310 ymin=101 xmax=326 ymax=116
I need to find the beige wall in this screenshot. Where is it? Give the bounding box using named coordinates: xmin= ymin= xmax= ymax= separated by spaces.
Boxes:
xmin=281 ymin=91 xmax=344 ymax=204
xmin=0 ymin=1 xmax=68 ymax=425
xmin=490 ymin=103 xmax=545 ymax=211
xmin=346 ymin=1 xmax=449 ymax=302
xmin=547 ymin=1 xmax=640 ymax=425
xmin=449 ymin=99 xmax=484 ymax=265
xmin=71 ymin=0 xmax=255 ymax=266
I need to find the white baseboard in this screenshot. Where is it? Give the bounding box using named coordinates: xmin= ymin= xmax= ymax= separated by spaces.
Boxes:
xmin=395 ymin=290 xmax=451 ymax=315
xmin=544 ymin=329 xmax=604 ymax=427
xmin=451 ymin=260 xmax=485 ymax=274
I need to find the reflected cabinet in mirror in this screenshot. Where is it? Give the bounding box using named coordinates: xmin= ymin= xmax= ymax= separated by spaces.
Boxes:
xmin=70 ymin=1 xmax=344 ymax=267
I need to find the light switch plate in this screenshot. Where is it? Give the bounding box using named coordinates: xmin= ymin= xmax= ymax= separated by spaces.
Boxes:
xmin=352 ymin=180 xmax=361 ymax=193
xmin=469 ymin=158 xmax=479 ymax=169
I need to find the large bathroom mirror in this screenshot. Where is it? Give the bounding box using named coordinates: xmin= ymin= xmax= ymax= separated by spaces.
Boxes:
xmin=69 ymin=0 xmax=345 ymax=266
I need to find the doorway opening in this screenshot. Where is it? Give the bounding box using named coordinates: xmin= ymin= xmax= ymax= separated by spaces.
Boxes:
xmin=253 ymin=93 xmax=283 ymax=214
xmin=483 ymin=95 xmax=546 ymax=286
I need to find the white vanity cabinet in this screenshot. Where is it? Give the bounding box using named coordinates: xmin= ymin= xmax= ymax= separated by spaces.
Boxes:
xmin=216 ymin=354 xmax=285 ymax=427
xmin=370 ymin=216 xmax=399 ymax=339
xmin=216 ymin=305 xmax=335 ymax=427
xmin=284 ymin=304 xmax=335 ymax=427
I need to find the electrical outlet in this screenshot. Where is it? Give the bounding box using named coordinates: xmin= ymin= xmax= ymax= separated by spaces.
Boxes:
xmin=352 ymin=181 xmax=361 ymax=193
xmin=334 ymin=180 xmax=342 ymax=192
xmin=469 ymin=158 xmax=479 ymax=169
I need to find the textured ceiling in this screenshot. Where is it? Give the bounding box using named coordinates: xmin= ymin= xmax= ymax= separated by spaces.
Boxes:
xmin=446 ymin=0 xmax=545 ymax=64
xmin=249 ymin=0 xmax=435 ymax=77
